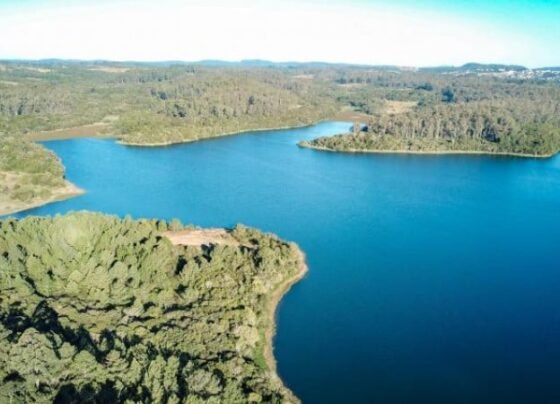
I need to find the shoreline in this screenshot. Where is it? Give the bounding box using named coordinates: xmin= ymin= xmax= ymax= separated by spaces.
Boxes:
xmin=118 ymin=121 xmax=325 ymax=148
xmin=25 ymin=118 xmax=336 ymax=148
xmin=0 ymin=181 xmax=84 ymax=217
xmin=298 ymin=142 xmax=555 ymax=159
xmin=264 ymin=247 xmax=309 ymax=403
xmin=163 ymin=228 xmax=308 ymax=402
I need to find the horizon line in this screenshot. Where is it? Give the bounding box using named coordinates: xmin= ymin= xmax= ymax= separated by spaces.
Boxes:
xmin=1 ymin=58 xmax=558 ymax=70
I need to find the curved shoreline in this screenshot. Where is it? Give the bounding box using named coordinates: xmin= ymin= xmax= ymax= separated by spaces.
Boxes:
xmin=265 ymin=247 xmax=309 ymax=403
xmin=298 ymin=142 xmax=555 ymax=159
xmin=12 ymin=120 xmax=328 ymax=215
xmin=164 ymin=228 xmax=308 ymax=402
xmin=118 ymin=121 xmax=324 ymax=148
xmin=0 ymin=181 xmax=84 ymax=217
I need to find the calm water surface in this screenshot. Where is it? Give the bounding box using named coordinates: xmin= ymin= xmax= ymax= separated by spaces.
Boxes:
xmin=14 ymin=122 xmax=560 ymax=403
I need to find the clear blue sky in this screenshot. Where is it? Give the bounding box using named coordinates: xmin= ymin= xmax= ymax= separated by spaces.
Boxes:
xmin=0 ymin=0 xmax=558 ymax=67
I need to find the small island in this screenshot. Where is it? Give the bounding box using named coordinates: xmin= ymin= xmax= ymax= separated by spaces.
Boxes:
xmin=0 ymin=212 xmax=307 ymax=403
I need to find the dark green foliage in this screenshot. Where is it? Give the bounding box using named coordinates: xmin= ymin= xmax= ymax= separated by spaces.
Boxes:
xmin=441 ymin=87 xmax=455 ymax=103
xmin=0 ymin=212 xmax=302 ymax=403
xmin=1 ymin=61 xmax=559 ymax=153
xmin=302 ymin=72 xmax=560 ymax=156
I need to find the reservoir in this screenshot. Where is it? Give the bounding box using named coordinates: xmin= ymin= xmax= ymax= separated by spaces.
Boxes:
xmin=15 ymin=121 xmax=560 ymax=403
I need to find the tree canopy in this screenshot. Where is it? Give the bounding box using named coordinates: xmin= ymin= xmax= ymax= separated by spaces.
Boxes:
xmin=1 ymin=61 xmax=558 ymax=152
xmin=0 ymin=212 xmax=303 ymax=403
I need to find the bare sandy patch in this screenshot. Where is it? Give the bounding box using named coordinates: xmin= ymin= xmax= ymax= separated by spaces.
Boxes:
xmin=27 ymin=122 xmax=114 ymax=141
xmin=163 ymin=228 xmax=242 ymax=247
xmin=384 ymin=100 xmax=417 ymax=114
xmin=0 ymin=80 xmax=18 ymax=86
xmin=337 ymin=82 xmax=367 ymax=88
xmin=24 ymin=67 xmax=51 ymax=73
xmin=292 ymin=74 xmax=314 ymax=80
xmin=332 ymin=109 xmax=371 ymax=122
xmin=89 ymin=66 xmax=130 ymax=73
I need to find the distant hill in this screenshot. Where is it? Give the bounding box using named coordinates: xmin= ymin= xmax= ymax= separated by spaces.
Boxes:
xmin=420 ymin=63 xmax=528 ymax=74
xmin=535 ymin=67 xmax=560 ymax=72
xmin=195 ymin=59 xmax=376 ymax=69
xmin=461 ymin=63 xmax=528 ymax=71
xmin=1 ymin=59 xmax=557 ymax=72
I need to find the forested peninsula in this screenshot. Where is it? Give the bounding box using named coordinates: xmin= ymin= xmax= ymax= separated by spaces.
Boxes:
xmin=0 ymin=212 xmax=306 ymax=403
xmin=299 ymin=72 xmax=560 ymax=157
xmin=0 ymin=138 xmax=82 ymax=216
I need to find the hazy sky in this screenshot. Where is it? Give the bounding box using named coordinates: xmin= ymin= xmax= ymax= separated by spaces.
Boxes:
xmin=0 ymin=0 xmax=558 ymax=67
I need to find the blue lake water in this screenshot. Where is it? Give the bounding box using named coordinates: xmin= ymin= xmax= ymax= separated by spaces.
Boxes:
xmin=12 ymin=121 xmax=560 ymax=403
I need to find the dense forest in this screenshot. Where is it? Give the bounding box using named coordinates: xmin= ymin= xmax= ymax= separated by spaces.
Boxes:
xmin=0 ymin=62 xmax=336 ymax=145
xmin=0 ymin=137 xmax=79 ymax=215
xmin=301 ymin=98 xmax=560 ymax=156
xmin=0 ymin=212 xmax=304 ymax=403
xmin=1 ymin=61 xmax=559 ymax=152
xmin=299 ymin=69 xmax=560 ymax=156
